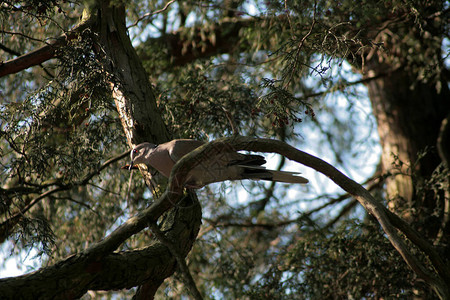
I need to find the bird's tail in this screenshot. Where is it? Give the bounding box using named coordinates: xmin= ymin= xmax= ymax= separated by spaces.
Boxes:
xmin=241 ymin=166 xmax=308 ymax=184
xmin=268 ymin=170 xmax=309 ymax=184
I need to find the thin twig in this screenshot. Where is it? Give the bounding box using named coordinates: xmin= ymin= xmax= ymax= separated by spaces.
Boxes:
xmin=297 ymin=67 xmax=397 ymax=100
xmin=222 ymin=107 xmax=239 ymax=136
xmin=284 ymin=0 xmax=295 ymax=38
xmin=323 ymin=199 xmax=358 ymax=230
xmin=126 ymin=169 xmax=133 ymax=210
xmin=204 ymin=217 xmax=297 ymax=229
xmin=284 ymin=1 xmax=317 ymax=88
xmin=252 ymin=154 xmax=286 ymax=213
xmin=52 ymin=195 xmax=99 ymax=215
xmin=128 ymin=0 xmax=176 ymax=28
xmin=0 ymin=15 xmax=94 ymax=77
xmin=0 ymin=30 xmax=53 ymax=44
xmin=0 ymin=42 xmax=20 ymax=56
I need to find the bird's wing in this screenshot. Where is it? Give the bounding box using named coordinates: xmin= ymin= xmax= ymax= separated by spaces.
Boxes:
xmin=167 ymin=139 xmax=206 ymax=162
xmin=141 ymin=144 xmax=174 ymax=178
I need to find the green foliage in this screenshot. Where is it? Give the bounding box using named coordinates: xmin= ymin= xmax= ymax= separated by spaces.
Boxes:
xmin=159 ymin=65 xmax=259 ymax=138
xmin=284 ymin=220 xmax=417 ymax=299
xmin=0 ymin=31 xmax=128 ymax=258
xmin=1 ymin=0 xmax=63 ymax=18
xmin=178 ymin=220 xmax=418 ymax=299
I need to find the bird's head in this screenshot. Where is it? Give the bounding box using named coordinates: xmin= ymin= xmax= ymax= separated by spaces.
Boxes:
xmin=129 ymin=142 xmax=157 ymax=171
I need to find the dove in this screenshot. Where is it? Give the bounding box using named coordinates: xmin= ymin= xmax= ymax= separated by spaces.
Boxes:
xmin=129 ymin=139 xmax=308 ymax=188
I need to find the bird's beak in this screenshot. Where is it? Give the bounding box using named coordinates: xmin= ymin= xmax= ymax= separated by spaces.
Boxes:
xmin=128 ymin=162 xmax=134 ymax=171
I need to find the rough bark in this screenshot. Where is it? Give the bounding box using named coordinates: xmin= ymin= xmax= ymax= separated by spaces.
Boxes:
xmin=361 ymin=17 xmax=450 ymax=239
xmin=94 ymin=1 xmax=201 ymax=298
xmin=94 ymin=1 xmax=201 ymax=297
xmin=2 ymin=2 xmax=448 ymax=298
xmin=95 ymin=1 xmax=170 ymax=147
xmin=365 ymin=67 xmax=449 ymax=205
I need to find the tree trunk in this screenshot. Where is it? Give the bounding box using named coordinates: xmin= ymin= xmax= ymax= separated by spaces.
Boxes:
xmin=95 ymin=1 xmax=170 ymax=147
xmin=363 ymin=43 xmax=450 ymax=241
xmin=95 ymin=1 xmax=202 ymax=297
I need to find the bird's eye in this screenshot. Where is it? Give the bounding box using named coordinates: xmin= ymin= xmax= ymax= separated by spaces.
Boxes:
xmin=132 ymin=149 xmax=138 ymax=154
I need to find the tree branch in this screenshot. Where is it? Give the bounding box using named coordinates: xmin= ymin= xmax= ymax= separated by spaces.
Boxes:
xmin=0 ymin=43 xmax=20 ymax=56
xmin=0 ymin=182 xmax=200 ymax=299
xmin=297 ymin=67 xmax=397 ymax=100
xmin=148 ymin=222 xmax=203 ymax=300
xmin=171 ymin=136 xmax=449 ymax=299
xmin=323 ymin=199 xmax=358 ymax=230
xmin=0 ymin=15 xmax=94 ymax=78
xmin=128 ymin=0 xmax=176 ymax=28
xmin=204 ymin=217 xmax=297 ymax=230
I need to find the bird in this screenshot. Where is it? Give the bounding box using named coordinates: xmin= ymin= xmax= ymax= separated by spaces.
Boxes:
xmin=129 ymin=139 xmax=308 ymax=188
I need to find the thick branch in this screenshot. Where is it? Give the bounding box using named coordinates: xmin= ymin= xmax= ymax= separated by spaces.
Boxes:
xmin=1 ymin=136 xmax=448 ymax=298
xmin=149 ymin=222 xmax=203 ymax=300
xmin=95 ymin=1 xmax=183 ymax=296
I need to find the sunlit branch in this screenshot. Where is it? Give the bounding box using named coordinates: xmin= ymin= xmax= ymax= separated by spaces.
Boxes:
xmin=1 ymin=137 xmax=447 ymax=298
xmin=0 ymin=16 xmax=94 ymax=77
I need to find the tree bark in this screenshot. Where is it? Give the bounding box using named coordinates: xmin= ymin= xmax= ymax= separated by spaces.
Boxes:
xmin=363 ymin=32 xmax=450 ymax=234
xmin=0 ymin=17 xmax=93 ymax=78
xmin=95 ymin=1 xmax=170 ymax=147
xmin=366 ymin=67 xmax=449 ymax=194
xmin=168 ymin=136 xmax=449 ymax=299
